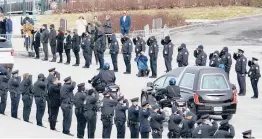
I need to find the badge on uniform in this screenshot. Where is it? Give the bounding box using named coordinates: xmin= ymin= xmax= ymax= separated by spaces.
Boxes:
xmin=202 ymin=56 xmax=204 ymax=58
xmin=197 ymin=130 xmax=202 ymax=135
xmin=100 ymin=102 xmax=103 ymax=107
xmin=243 ymin=59 xmax=245 ymax=61
xmin=165 ymin=51 xmax=168 ymax=54
xmin=185 ymin=52 xmax=187 ymax=55
xmin=115 ymin=42 xmax=117 ymax=45
xmin=154 ymin=45 xmax=156 ymax=47
xmin=88 ymin=39 xmax=90 ymax=41
xmin=148 ymin=116 xmax=151 ymax=121
xmin=129 ymin=43 xmax=131 ymax=45
xmin=169 ymin=45 xmax=171 ymax=48
xmin=256 ymin=67 xmax=259 ymax=69
xmin=228 ymin=56 xmax=230 ymax=59
xmin=150 ymin=50 xmax=153 ymax=53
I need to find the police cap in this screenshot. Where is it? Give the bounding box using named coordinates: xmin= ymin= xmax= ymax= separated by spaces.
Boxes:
xmin=117 ymin=96 xmax=124 ymax=101
xmin=198 ymin=45 xmax=204 ymax=50
xmin=11 ymin=70 xmax=19 ymax=74
xmin=48 ymin=68 xmax=55 ymax=72
xmin=220 ymin=119 xmax=229 ymax=126
xmin=77 ymin=83 xmax=85 ymax=87
xmin=196 ymin=119 xmax=203 ymax=125
xmin=200 ymin=114 xmax=210 ymax=120
xmin=238 ymin=49 xmax=244 ymax=53
xmin=38 ymin=73 xmax=45 ymax=78
xmin=141 ymin=101 xmax=149 ymax=107
xmin=130 ymin=97 xmax=139 ymax=102
xmin=252 ymin=57 xmax=258 ymax=61
xmin=64 ymin=76 xmax=71 ymax=82
xmin=242 ymin=130 xmax=252 ymax=136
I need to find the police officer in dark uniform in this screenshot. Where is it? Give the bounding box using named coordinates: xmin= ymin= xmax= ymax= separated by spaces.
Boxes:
xmin=209 ymin=50 xmax=220 ymax=67
xmin=101 ymin=89 xmax=118 ymax=138
xmin=242 ymin=130 xmax=254 ymax=138
xmin=161 ymin=36 xmax=174 ymax=72
xmin=133 ymin=35 xmax=146 ymax=57
xmin=194 ymin=45 xmax=207 ymax=66
xmin=192 ymin=114 xmax=218 ymax=138
xmin=87 ymin=22 xmax=97 ymax=65
xmin=150 ymin=104 xmax=165 ymax=138
xmin=48 ymin=77 xmax=61 ymax=131
xmin=74 ymin=83 xmax=87 ymax=138
xmin=139 ymin=101 xmax=152 ymax=139
xmin=92 ymin=63 xmax=116 ymax=87
xmin=33 ymin=73 xmax=47 ymax=127
xmin=248 ymin=57 xmax=261 ymax=99
xmin=109 ymin=34 xmax=119 ymax=72
xmin=233 ymin=49 xmax=247 ymax=96
xmin=214 ymin=119 xmax=235 ymax=138
xmin=219 ymin=46 xmax=232 ymax=79
xmin=60 ymin=76 xmax=76 ymax=136
xmin=115 ymin=95 xmax=129 ymax=138
xmin=84 ymin=89 xmax=99 ymax=138
xmin=0 ymin=67 xmax=10 ymax=115
xmin=121 ymin=35 xmax=133 ymax=74
xmin=147 ymin=36 xmax=159 ymax=78
xmin=20 ymin=73 xmax=33 ymax=123
xmin=95 ymin=30 xmax=107 ymax=70
xmin=8 ymin=70 xmax=21 ymax=119
xmin=81 ymin=33 xmax=92 ymax=68
xmin=128 ymin=97 xmax=140 ymax=138
xmin=177 ymin=43 xmax=189 ymax=67
xmin=168 ymin=105 xmax=183 ymax=138
xmin=180 ymin=111 xmax=197 ymax=138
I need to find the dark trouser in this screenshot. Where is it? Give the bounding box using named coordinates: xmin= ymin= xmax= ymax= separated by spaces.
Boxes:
xmin=73 ymin=50 xmax=80 ymax=64
xmin=42 ymin=43 xmax=48 ymax=60
xmin=58 ymin=52 xmax=63 ymax=62
xmin=65 ymin=49 xmax=71 ymax=63
xmin=121 ymin=28 xmax=129 ymax=35
xmin=61 ymin=102 xmax=73 ymax=134
xmin=152 ymin=130 xmax=162 ymax=138
xmin=102 ymin=118 xmax=113 ymax=138
xmin=123 ymin=54 xmax=131 ymax=73
xmin=115 ymin=120 xmax=126 ymax=138
xmin=94 ymin=49 xmax=99 ymax=64
xmin=137 ymin=69 xmax=149 ymax=77
xmin=50 ymin=106 xmax=59 ymax=130
xmin=34 ymin=45 xmax=40 ymax=58
xmin=251 ymin=78 xmax=259 ymax=97
xmin=237 ymin=73 xmax=246 ymax=95
xmin=111 ymin=54 xmax=118 ymax=71
xmin=35 ymin=97 xmax=46 ymax=126
xmin=0 ymin=91 xmax=8 ymax=114
xmin=83 ymin=51 xmax=90 ymax=67
xmin=84 ymin=111 xmax=97 ymax=138
xmin=129 ymin=123 xmax=139 ymax=138
xmin=50 ymin=45 xmax=57 ymax=60
xmin=97 ymin=52 xmax=104 ymax=69
xmin=150 ymin=56 xmax=157 ymax=76
xmin=141 ymin=132 xmax=149 ymax=138
xmin=88 ymin=49 xmax=93 ymax=64
xmin=22 ymin=95 xmax=33 ymax=122
xmin=75 ymin=108 xmax=87 ymax=138
xmin=164 ymin=58 xmax=172 ymax=72
xmin=10 ymin=92 xmax=20 ymax=118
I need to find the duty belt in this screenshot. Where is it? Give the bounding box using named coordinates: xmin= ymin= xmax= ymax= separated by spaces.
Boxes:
xmin=128 ymin=120 xmax=139 ymax=125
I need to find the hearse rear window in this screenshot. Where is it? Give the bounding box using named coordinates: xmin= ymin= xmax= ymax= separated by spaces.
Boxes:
xmin=201 ymin=74 xmax=229 ymax=90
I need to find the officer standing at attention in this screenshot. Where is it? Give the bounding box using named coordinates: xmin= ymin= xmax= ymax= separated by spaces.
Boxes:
xmin=194 ymin=45 xmax=207 ymax=66
xmin=109 ymin=34 xmax=119 ymax=72
xmin=133 ymin=35 xmax=146 ymax=57
xmin=233 ymin=49 xmax=247 ymax=96
xmin=48 ymin=77 xmax=61 ymax=131
xmin=20 ymin=73 xmax=33 ymax=123
xmin=128 ymin=97 xmax=140 ymax=138
xmin=121 ymin=35 xmax=133 ymax=74
xmin=209 ymin=50 xmax=220 ymax=67
xmin=219 ymin=47 xmax=232 ymax=79
xmin=115 ymin=95 xmax=129 ymax=138
xmin=81 ymin=33 xmax=92 ymax=68
xmin=95 ymin=29 xmax=107 ymax=70
xmin=242 ymin=130 xmax=255 ymax=138
xmin=84 ymin=89 xmax=99 ymax=138
xmin=176 ymin=43 xmax=189 ymax=67
xmin=213 ymin=119 xmax=235 ymax=138
xmin=101 ymin=89 xmax=118 ymax=138
xmin=168 ymin=105 xmax=183 ymax=138
xmin=248 ymin=57 xmax=261 ymax=99
xmin=73 ymin=83 xmax=87 ymax=138
xmin=192 ymin=114 xmax=218 ymax=138
xmin=161 ymin=36 xmax=174 ymax=72
xmin=8 ymin=70 xmax=21 ymax=119
xmin=150 ymin=104 xmax=165 ymax=138
xmin=147 ymin=36 xmax=159 ymax=78
xmin=0 ymin=67 xmax=10 ymax=115
xmin=60 ymin=76 xmax=76 ymax=136
xmin=139 ymin=101 xmax=152 ymax=139
xmin=33 ymin=73 xmax=47 ymax=127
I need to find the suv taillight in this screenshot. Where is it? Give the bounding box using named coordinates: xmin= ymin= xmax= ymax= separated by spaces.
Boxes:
xmin=232 ymin=89 xmax=237 ymax=104
xmin=11 ymin=49 xmax=14 ymax=56
xmin=194 ymin=93 xmax=202 ymax=104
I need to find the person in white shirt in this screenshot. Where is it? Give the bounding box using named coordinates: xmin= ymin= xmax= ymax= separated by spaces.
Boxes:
xmin=76 ymin=15 xmax=87 ymax=43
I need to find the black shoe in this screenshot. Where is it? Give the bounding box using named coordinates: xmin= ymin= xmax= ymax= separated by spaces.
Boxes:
xmin=124 ymin=72 xmax=131 ymax=74
xmin=57 ymin=61 xmax=62 ymax=63
xmin=251 ymin=96 xmax=258 ymax=99
xmin=51 ymin=128 xmax=59 ymax=132
xmin=238 ymin=93 xmax=245 ymax=96
xmin=149 ymin=76 xmax=157 ymax=78
xmin=50 ymin=59 xmax=56 ymax=62
xmin=24 ymin=120 xmax=33 ymax=124
xmin=114 ymin=70 xmax=118 ymax=72
xmin=63 ymin=132 xmax=74 ymax=136
xmin=72 ymin=64 xmax=79 ymax=66
xmin=42 ymin=59 xmax=48 ymax=61
xmin=64 ymin=62 xmax=70 ymax=65
xmin=34 ymin=57 xmax=39 ymax=59
xmin=82 ymin=66 xmax=89 ymax=68
xmin=38 ymin=124 xmax=46 ymax=128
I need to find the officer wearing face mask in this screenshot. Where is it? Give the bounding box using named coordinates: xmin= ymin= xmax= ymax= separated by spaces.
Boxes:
xmin=109 ymin=34 xmax=119 ymax=72
xmin=177 ymin=43 xmax=189 ymax=67
xmin=233 ymin=49 xmax=247 ymax=96
xmin=219 ymin=47 xmax=232 ymax=79
xmin=248 ymin=57 xmax=261 ymax=99
xmin=133 ymin=35 xmax=146 ymax=57
xmin=128 ymin=97 xmax=140 ymax=138
xmin=194 ymin=45 xmax=207 ymax=66
xmin=147 ymin=36 xmax=159 ymax=78
xmin=121 ymin=35 xmax=133 ymax=74
xmin=161 ymin=36 xmax=174 ymax=72
xmin=209 ymin=50 xmax=220 ymax=67
xmin=0 ymin=67 xmax=10 ymax=115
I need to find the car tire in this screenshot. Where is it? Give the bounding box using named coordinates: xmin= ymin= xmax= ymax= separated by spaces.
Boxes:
xmin=222 ymin=114 xmax=233 ymax=120
xmin=141 ymin=93 xmax=148 ymax=104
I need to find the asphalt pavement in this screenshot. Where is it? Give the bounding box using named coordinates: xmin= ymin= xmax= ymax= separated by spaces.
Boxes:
xmin=3 ymin=15 xmax=262 ymax=138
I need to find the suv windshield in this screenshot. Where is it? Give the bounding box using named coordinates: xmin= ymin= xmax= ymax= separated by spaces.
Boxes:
xmin=0 ymin=38 xmax=11 ymax=48
xmin=201 ymin=74 xmax=229 ymax=90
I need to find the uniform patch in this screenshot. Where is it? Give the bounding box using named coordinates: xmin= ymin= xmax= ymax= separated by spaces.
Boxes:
xmin=179 ymin=52 xmax=182 ymax=54
xmin=198 ymin=130 xmax=202 ymax=135
xmin=100 ymin=102 xmax=103 ymax=107
xmin=202 ymin=56 xmax=204 ymax=58
xmin=88 ymin=39 xmax=90 ymax=41
xmin=150 ymin=50 xmax=153 ymax=53
xmin=185 ymin=52 xmax=187 ymax=55
xmin=137 ymin=43 xmax=140 ymax=45
xmin=169 ymin=45 xmax=171 ymax=48
xmin=228 ymin=56 xmax=230 ymax=59
xmin=129 ymin=43 xmax=131 ymax=45
xmin=256 ymin=67 xmax=259 ymax=69
xmin=154 ymin=45 xmax=156 ymax=47
xmin=115 ymin=42 xmax=117 ymax=45
xmin=165 ymin=51 xmax=168 ymax=54
xmin=148 ymin=116 xmax=151 ymax=121
xmin=243 ymin=59 xmax=245 ymax=62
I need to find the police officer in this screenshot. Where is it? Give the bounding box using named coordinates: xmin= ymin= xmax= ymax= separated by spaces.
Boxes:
xmin=48 ymin=77 xmax=61 ymax=131
xmin=95 ymin=29 xmax=107 ymax=70
xmin=109 ymin=34 xmax=119 ymax=72
xmin=128 ymin=97 xmax=140 ymax=138
xmin=121 ymin=35 xmax=133 ymax=74
xmin=209 ymin=50 xmax=220 ymax=67
xmin=147 ymin=36 xmax=159 ymax=78
xmin=213 ymin=119 xmax=235 ymax=138
xmin=233 ymin=49 xmax=247 ymax=96
xmin=60 ymin=76 xmax=76 ymax=136
xmin=33 ymin=73 xmax=47 ymax=127
xmin=248 ymin=57 xmax=261 ymax=99
xmin=92 ymin=63 xmax=116 ymax=87
xmin=180 ymin=111 xmax=197 ymax=138
xmin=192 ymin=114 xmax=218 ymax=138
xmin=74 ymin=83 xmax=87 ymax=138
xmin=0 ymin=67 xmax=10 ymax=115
xmin=8 ymin=70 xmax=21 ymax=119
xmin=139 ymin=101 xmax=152 ymax=138
xmin=194 ymin=45 xmax=207 ymax=66
xmin=84 ymin=89 xmax=99 ymax=138
xmin=20 ymin=73 xmax=33 ymax=123
xmin=101 ymin=89 xmax=118 ymax=138
xmin=81 ymin=33 xmax=92 ymax=68
xmin=161 ymin=36 xmax=174 ymax=72
xmin=72 ymin=29 xmax=80 ymax=66
xmin=177 ymin=43 xmax=189 ymax=67
xmin=165 ymin=78 xmax=180 ymax=99
xmin=150 ymin=104 xmax=165 ymax=138
xmin=242 ymin=130 xmax=254 ymax=138
xmin=115 ymin=95 xmax=129 ymax=138
xmin=87 ymin=22 xmax=97 ymax=65
xmin=133 ymin=35 xmax=146 ymax=57
xmin=219 ymin=46 xmax=232 ymax=79
xmin=168 ymin=105 xmax=183 ymax=138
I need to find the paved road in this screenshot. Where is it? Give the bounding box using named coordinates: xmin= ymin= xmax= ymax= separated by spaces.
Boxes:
xmin=3 ymin=15 xmax=262 ymax=138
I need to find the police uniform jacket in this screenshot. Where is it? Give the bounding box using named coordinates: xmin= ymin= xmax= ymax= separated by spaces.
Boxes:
xmin=139 ymin=108 xmax=151 ymax=133
xmin=48 ymin=83 xmax=61 ymax=107
xmin=84 ymin=92 xmax=99 ymax=111
xmin=163 ymin=41 xmax=174 ymax=59
xmin=49 ymin=29 xmax=57 ymax=47
xmin=177 ymin=48 xmax=189 ymax=66
xmin=33 ymin=80 xmax=47 ymax=97
xmin=45 ymin=74 xmax=54 ymax=89
xmin=180 ymin=116 xmax=197 ymax=138
xmin=168 ymin=111 xmax=183 ymax=138
xmin=121 ymin=38 xmax=133 ymax=55
xmin=95 ymin=31 xmax=106 ymax=53
xmin=213 ymin=125 xmax=235 ymax=138
xmin=165 ymin=85 xmax=180 ymax=99
xmin=19 ymin=76 xmax=33 ymax=96
xmin=40 ymin=29 xmax=49 ymax=43
xmin=64 ymin=35 xmax=72 ymax=50
xmin=128 ymin=105 xmax=140 ymax=122
xmin=72 ymin=34 xmax=80 ymax=52
xmin=8 ymin=76 xmax=21 ymax=93
xmin=135 ymin=38 xmax=146 ymax=55
xmin=101 ymin=97 xmax=118 ymax=116
xmin=81 ymin=36 xmax=92 ymax=52
xmin=73 ymin=90 xmax=87 ymax=109
xmin=248 ymin=64 xmax=261 ymax=79
xmin=109 ymin=34 xmax=119 ymax=54
xmin=93 ymin=70 xmax=116 ymax=85
xmin=115 ymin=100 xmax=129 ymax=122
xmin=148 ymin=42 xmax=159 ymax=58
xmin=209 ymin=56 xmax=220 ymax=67
xmin=0 ymin=75 xmax=10 ymax=94
xmin=235 ymin=55 xmax=247 ymax=74
xmin=192 ymin=122 xmax=218 ymax=138
xmin=220 ymin=52 xmax=232 ymax=72
xmin=150 ymin=111 xmax=165 ymax=131
xmin=195 ymin=51 xmax=207 ymax=66
xmin=60 ymin=82 xmax=76 ymax=103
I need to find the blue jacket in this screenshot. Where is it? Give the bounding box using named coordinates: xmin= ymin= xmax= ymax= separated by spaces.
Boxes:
xmin=135 ymin=55 xmax=148 ymax=71
xmin=120 ymin=16 xmax=131 ymax=31
xmin=6 ymin=19 xmax=13 ymax=33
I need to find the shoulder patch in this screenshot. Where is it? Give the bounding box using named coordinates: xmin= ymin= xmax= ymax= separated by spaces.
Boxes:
xmin=115 ymin=42 xmax=117 ymax=45
xmin=185 ymin=52 xmax=187 ymax=55
xmin=256 ymin=67 xmax=259 ymax=69
xmin=154 ymin=45 xmax=156 ymax=47
xmin=129 ymin=43 xmax=131 ymax=45
xmin=169 ymin=45 xmax=171 ymax=47
xmin=228 ymin=56 xmax=230 ymax=59
xmin=179 ymin=52 xmax=182 ymax=54
xmin=202 ymin=56 xmax=204 ymax=58
xmin=88 ymin=39 xmax=90 ymax=41
xmin=243 ymin=59 xmax=245 ymax=62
